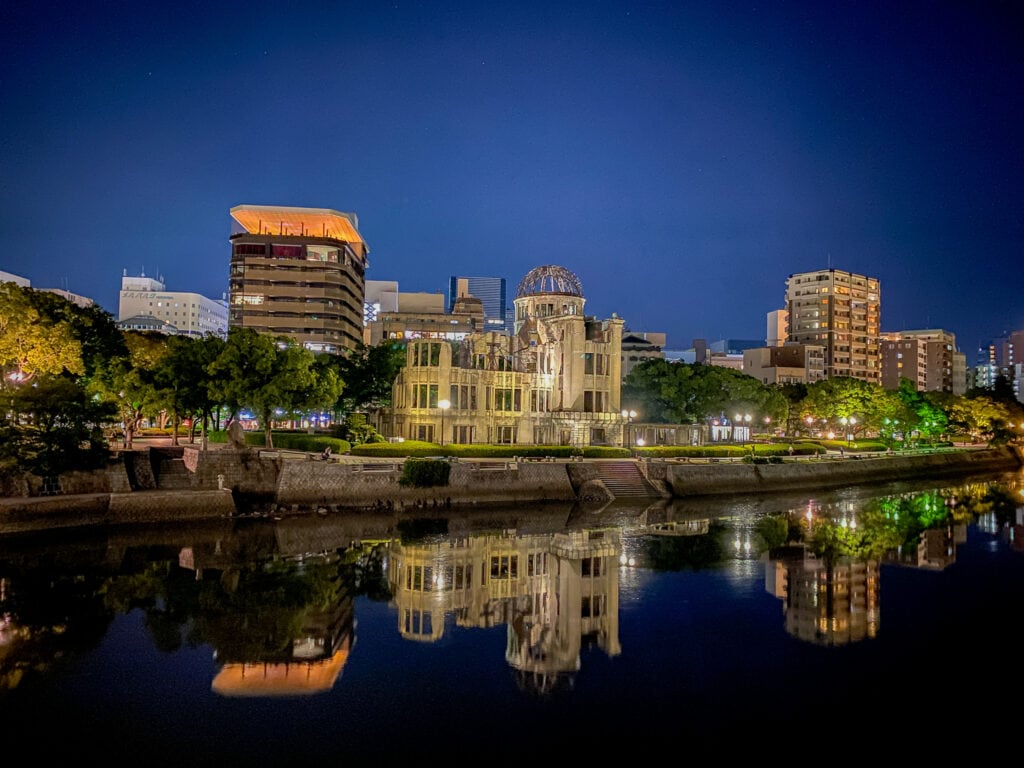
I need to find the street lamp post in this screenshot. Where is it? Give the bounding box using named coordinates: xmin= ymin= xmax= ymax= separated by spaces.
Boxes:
xmin=840 ymin=416 xmax=857 ymax=446
xmin=438 ymin=399 xmax=451 ymax=447
xmin=734 ymin=413 xmax=751 ymax=442
xmin=622 ymin=409 xmax=637 ymax=450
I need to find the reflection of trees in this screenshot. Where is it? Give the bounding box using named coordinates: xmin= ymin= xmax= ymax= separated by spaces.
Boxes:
xmin=640 ymin=521 xmax=729 ymax=570
xmin=0 ymin=569 xmax=114 ymax=690
xmin=190 ymin=559 xmax=345 ymax=663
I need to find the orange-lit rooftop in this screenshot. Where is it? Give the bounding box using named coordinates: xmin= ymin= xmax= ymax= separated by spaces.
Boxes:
xmin=230 ymin=205 xmax=367 ymax=248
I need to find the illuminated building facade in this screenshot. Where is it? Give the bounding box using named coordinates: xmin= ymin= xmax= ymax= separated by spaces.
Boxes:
xmin=880 ymin=328 xmax=965 ymax=394
xmin=382 ymin=265 xmax=629 ymax=447
xmin=785 ymin=268 xmax=881 ymax=384
xmin=228 ymin=205 xmax=368 ymax=354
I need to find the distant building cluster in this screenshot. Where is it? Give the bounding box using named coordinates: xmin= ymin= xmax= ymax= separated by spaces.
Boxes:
xmin=3 ymin=203 xmax=1022 ymax=446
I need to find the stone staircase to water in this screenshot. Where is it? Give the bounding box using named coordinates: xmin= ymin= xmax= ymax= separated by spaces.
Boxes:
xmin=593 ymin=460 xmax=666 ymax=499
xmin=152 ymin=449 xmax=194 ymax=491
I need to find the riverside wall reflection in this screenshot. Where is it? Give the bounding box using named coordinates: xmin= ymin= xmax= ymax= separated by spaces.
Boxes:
xmin=1 ymin=471 xmax=1022 ymax=697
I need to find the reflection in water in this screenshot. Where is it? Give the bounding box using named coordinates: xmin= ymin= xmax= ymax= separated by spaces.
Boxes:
xmin=1 ymin=472 xmax=1022 ymax=699
xmin=387 ymin=526 xmax=622 ymax=694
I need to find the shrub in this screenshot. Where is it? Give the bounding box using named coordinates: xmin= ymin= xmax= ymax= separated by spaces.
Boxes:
xmin=399 ymin=458 xmax=451 ymax=488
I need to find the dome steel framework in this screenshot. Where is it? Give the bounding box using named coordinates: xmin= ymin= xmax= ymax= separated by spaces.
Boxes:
xmin=515 ymin=265 xmax=583 ymax=298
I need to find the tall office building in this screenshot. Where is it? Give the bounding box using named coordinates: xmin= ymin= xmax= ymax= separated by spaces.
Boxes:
xmin=448 ymin=275 xmax=509 ymax=334
xmin=785 ymin=268 xmax=881 ymax=384
xmin=118 ymin=271 xmax=228 ymax=338
xmin=228 ymin=205 xmax=369 ymax=354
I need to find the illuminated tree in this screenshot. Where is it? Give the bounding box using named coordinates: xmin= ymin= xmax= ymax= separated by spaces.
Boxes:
xmin=0 ymin=282 xmax=83 ymax=386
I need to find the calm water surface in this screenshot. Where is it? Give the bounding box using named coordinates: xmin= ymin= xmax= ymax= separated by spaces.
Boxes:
xmin=2 ymin=469 xmax=1023 ymax=763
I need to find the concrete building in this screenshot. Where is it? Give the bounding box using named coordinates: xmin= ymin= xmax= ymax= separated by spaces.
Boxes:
xmin=880 ymin=328 xmax=964 ymax=394
xmin=1 ymin=269 xmax=94 ymax=309
xmin=785 ymin=268 xmax=881 ymax=384
xmin=0 ymin=269 xmax=31 ymax=287
xmin=766 ymin=309 xmax=788 ymax=347
xmin=363 ymin=279 xmax=399 ymax=329
xmin=743 ymin=344 xmax=826 ymax=385
xmin=382 ymin=265 xmax=632 ymax=447
xmin=365 ymin=288 xmax=483 ymax=346
xmin=448 ymin=275 xmax=510 ymax=334
xmin=227 ymin=205 xmax=368 ymax=354
xmin=117 ymin=271 xmax=227 ymax=338
xmin=974 ymin=329 xmax=1024 ymax=400
xmin=621 ymin=331 xmax=666 ymax=379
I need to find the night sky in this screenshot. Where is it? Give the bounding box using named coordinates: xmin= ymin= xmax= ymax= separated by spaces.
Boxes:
xmin=2 ymin=1 xmax=1021 ymax=354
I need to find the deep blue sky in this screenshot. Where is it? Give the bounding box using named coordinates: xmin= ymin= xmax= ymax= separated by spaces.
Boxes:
xmin=2 ymin=1 xmax=1021 ymax=353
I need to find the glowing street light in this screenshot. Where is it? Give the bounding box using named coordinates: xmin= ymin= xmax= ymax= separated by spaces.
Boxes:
xmin=622 ymin=409 xmax=637 ymax=449
xmin=734 ymin=413 xmax=751 ymax=442
xmin=840 ymin=416 xmax=857 ymax=446
xmin=438 ymin=398 xmax=451 ymax=446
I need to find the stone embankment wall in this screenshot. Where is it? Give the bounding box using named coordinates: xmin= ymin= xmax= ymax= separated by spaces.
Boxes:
xmin=0 ymin=445 xmax=1020 ymax=536
xmin=645 ymin=445 xmax=1023 ymax=496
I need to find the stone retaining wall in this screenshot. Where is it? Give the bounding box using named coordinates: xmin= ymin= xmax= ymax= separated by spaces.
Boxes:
xmin=651 ymin=445 xmax=1023 ymax=496
xmin=1 ymin=445 xmax=1020 ymax=536
xmin=274 ymin=459 xmax=577 ymax=507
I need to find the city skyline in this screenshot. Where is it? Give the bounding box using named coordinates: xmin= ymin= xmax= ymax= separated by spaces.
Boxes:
xmin=2 ymin=1 xmax=1021 ymax=352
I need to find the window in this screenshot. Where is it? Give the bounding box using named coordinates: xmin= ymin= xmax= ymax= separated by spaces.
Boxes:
xmin=414 ymin=342 xmax=441 ymax=366
xmin=413 ymin=384 xmax=439 ymax=408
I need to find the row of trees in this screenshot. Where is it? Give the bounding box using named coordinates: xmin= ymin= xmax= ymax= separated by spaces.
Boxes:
xmin=0 ymin=282 xmax=404 ymax=476
xmin=622 ymin=358 xmax=1024 ymax=445
xmin=2 ymin=280 xmax=1021 ymax=476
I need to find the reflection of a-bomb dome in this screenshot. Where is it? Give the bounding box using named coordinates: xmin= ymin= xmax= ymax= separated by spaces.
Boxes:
xmin=515 ymin=264 xmax=583 ymax=298
xmin=511 ymin=668 xmax=577 ymax=695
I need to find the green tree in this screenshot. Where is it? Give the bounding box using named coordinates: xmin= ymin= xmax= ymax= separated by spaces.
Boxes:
xmin=210 ymin=329 xmax=343 ymax=449
xmin=801 ymin=377 xmax=880 ymax=437
xmin=22 ymin=288 xmax=126 ymax=377
xmin=945 ymin=394 xmax=1008 ymax=444
xmin=90 ymin=331 xmax=169 ymax=448
xmin=2 ymin=375 xmax=117 ymax=476
xmin=0 ymin=282 xmax=84 ymax=386
xmin=333 ymin=341 xmax=406 ymax=415
xmin=622 ymin=360 xmax=778 ymax=424
xmin=153 ymin=334 xmax=227 ymax=448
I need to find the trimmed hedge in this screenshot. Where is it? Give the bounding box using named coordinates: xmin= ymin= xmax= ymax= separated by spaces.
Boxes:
xmin=206 ymin=430 xmax=351 ymax=454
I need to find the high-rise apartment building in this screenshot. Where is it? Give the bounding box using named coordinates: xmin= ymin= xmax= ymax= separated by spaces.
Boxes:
xmin=785 ymin=268 xmax=881 ymax=384
xmin=880 ymin=329 xmax=964 ymax=395
xmin=448 ymin=276 xmax=509 ymax=334
xmin=118 ymin=271 xmax=228 ymax=338
xmin=228 ymin=205 xmax=369 ymax=354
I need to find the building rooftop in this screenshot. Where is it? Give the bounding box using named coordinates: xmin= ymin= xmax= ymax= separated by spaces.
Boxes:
xmin=230 ymin=205 xmax=366 ymax=248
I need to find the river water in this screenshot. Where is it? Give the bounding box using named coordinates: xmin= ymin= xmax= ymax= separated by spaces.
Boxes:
xmin=2 ymin=468 xmax=1023 ymax=763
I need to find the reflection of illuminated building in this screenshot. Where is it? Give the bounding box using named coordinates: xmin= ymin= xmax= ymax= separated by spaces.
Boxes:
xmin=179 ymin=546 xmax=356 ymax=697
xmin=915 ymin=525 xmax=966 ymax=569
xmin=765 ymin=546 xmax=880 ymax=646
xmin=387 ymin=527 xmax=621 ymax=692
xmin=883 ymin=524 xmax=966 ymax=569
